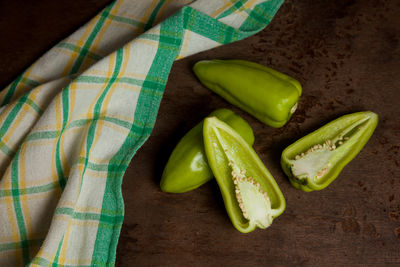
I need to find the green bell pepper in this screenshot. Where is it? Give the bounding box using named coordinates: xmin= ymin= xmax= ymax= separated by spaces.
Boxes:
xmin=281 ymin=111 xmax=378 ymax=192
xmin=203 ymin=117 xmax=285 ymax=233
xmin=193 ymin=59 xmax=302 ymax=128
xmin=160 ymin=108 xmax=254 ymax=193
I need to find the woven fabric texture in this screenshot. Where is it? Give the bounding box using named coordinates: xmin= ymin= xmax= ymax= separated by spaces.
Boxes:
xmin=0 ymin=0 xmax=283 ymax=265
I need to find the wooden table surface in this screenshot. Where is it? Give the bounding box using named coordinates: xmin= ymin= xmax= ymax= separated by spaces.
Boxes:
xmin=1 ymin=0 xmax=399 ymax=266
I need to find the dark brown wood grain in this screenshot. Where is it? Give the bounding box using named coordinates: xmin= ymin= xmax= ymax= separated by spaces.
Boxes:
xmin=1 ymin=0 xmax=399 ymax=266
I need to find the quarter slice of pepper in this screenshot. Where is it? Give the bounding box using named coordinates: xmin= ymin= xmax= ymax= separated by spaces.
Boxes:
xmin=281 ymin=111 xmax=378 ymax=191
xmin=203 ymin=117 xmax=285 ymax=233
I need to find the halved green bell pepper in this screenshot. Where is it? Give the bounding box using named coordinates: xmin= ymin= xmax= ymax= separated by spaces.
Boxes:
xmin=160 ymin=108 xmax=254 ymax=193
xmin=203 ymin=117 xmax=285 ymax=233
xmin=281 ymin=111 xmax=378 ymax=192
xmin=193 ymin=59 xmax=302 ymax=128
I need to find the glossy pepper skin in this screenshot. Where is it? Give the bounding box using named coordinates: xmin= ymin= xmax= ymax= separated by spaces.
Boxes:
xmin=160 ymin=109 xmax=254 ymax=193
xmin=203 ymin=117 xmax=285 ymax=233
xmin=193 ymin=59 xmax=302 ymax=128
xmin=281 ymin=111 xmax=378 ymax=192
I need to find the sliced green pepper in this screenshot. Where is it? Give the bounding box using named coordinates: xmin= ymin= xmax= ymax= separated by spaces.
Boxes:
xmin=203 ymin=117 xmax=285 ymax=233
xmin=160 ymin=108 xmax=254 ymax=193
xmin=281 ymin=111 xmax=378 ymax=192
xmin=193 ymin=59 xmax=302 ymax=128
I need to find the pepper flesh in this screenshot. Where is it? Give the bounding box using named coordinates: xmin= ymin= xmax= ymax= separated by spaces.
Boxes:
xmin=193 ymin=59 xmax=302 ymax=128
xmin=281 ymin=111 xmax=378 ymax=191
xmin=203 ymin=117 xmax=285 ymax=233
xmin=160 ymin=109 xmax=254 ymax=193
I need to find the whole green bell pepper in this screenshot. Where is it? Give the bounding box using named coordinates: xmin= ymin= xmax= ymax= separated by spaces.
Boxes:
xmin=203 ymin=117 xmax=285 ymax=233
xmin=281 ymin=111 xmax=378 ymax=192
xmin=193 ymin=59 xmax=302 ymax=128
xmin=160 ymin=108 xmax=254 ymax=193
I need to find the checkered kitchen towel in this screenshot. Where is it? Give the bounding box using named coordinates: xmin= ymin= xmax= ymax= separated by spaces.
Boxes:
xmin=0 ymin=0 xmax=283 ymax=265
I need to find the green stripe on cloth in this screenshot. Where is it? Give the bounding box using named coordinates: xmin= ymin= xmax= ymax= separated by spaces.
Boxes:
xmin=55 ymin=86 xmax=70 ymax=190
xmin=11 ymin=151 xmax=30 ymax=264
xmin=64 ymin=116 xmax=133 ymax=132
xmin=80 ymin=156 xmax=128 ymax=172
xmin=21 ymin=77 xmax=41 ymax=88
xmin=25 ymin=116 xmax=151 ymax=142
xmin=108 ymin=13 xmax=144 ymax=28
xmin=75 ymin=75 xmax=166 ymax=95
xmin=55 ymin=207 xmax=124 ymax=222
xmin=216 ymin=0 xmax=247 ymax=19
xmin=0 ymin=181 xmax=59 ymax=197
xmin=24 ymin=97 xmax=43 ymax=115
xmin=0 ymin=238 xmax=43 ymax=253
xmin=56 ymin=43 xmax=103 ymax=61
xmin=0 ymin=96 xmax=27 ymax=139
xmin=0 ymin=140 xmax=14 ymax=157
xmin=143 ymin=0 xmax=166 ymax=31
xmin=0 ymin=93 xmax=41 ymax=158
xmin=52 ymin=235 xmax=64 ymax=267
xmin=140 ymin=33 xmax=161 ymax=41
xmin=70 ymin=2 xmax=116 ymax=74
xmin=31 ymin=257 xmax=91 ymax=267
xmin=27 ymin=131 xmax=60 ymax=141
xmin=75 ymin=75 xmax=109 ymax=83
xmin=0 ymin=74 xmax=23 ymax=107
